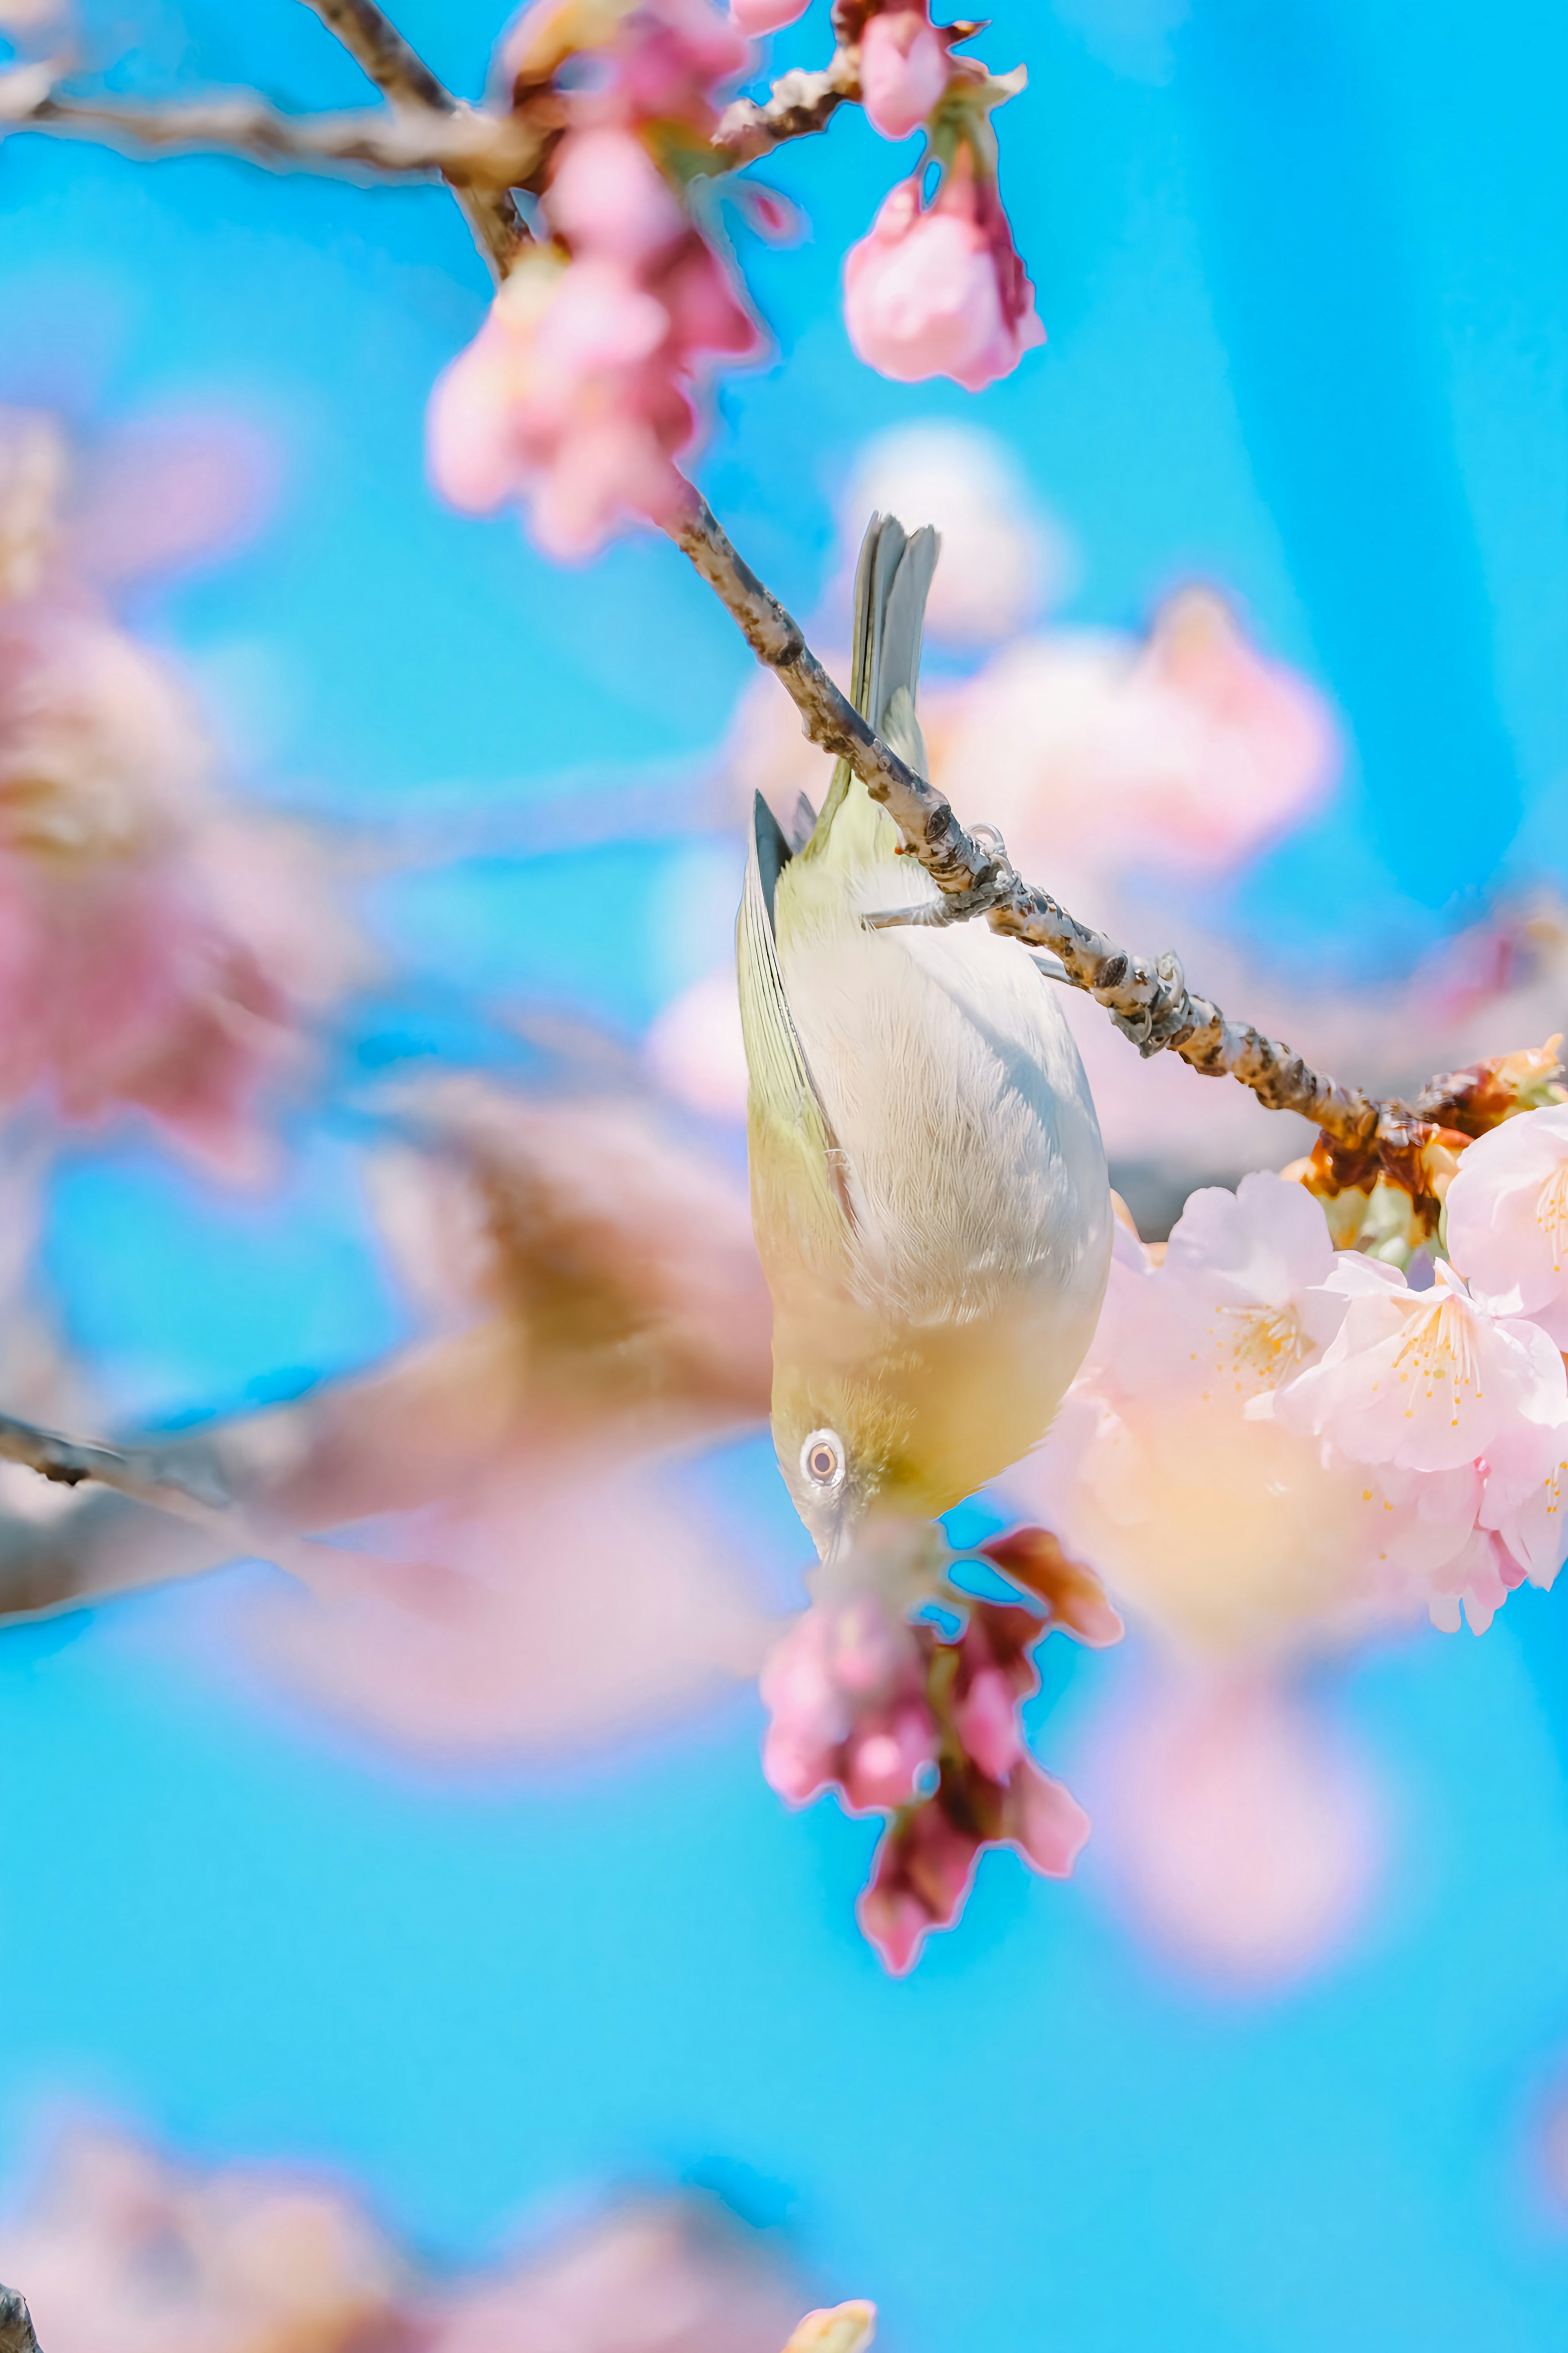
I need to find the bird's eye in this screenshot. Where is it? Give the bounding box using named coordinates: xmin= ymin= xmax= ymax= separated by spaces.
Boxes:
xmin=800 ymin=1429 xmax=846 ymax=1490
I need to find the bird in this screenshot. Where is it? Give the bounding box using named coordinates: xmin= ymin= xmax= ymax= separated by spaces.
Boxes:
xmin=737 ymin=512 xmax=1113 ymax=1568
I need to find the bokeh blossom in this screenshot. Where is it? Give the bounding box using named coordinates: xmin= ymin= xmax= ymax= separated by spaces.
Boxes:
xmin=432 ymin=0 xmax=759 ymax=557
xmin=728 ymin=0 xmax=808 ymax=28
xmin=0 ymin=2122 xmax=806 ymax=2353
xmin=0 ymin=411 xmax=356 ymax=1172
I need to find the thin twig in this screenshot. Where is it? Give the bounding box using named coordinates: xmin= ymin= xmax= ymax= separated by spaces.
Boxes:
xmin=0 ymin=80 xmax=541 ymax=183
xmin=296 ymin=0 xmax=529 ymax=275
xmin=713 ymin=53 xmax=858 ymax=166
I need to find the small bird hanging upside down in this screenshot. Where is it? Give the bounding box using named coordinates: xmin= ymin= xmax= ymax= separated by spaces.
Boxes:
xmin=737 ymin=513 xmax=1113 ymax=1567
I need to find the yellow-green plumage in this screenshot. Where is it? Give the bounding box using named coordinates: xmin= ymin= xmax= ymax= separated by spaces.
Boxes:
xmin=738 ymin=515 xmax=1112 ymax=1561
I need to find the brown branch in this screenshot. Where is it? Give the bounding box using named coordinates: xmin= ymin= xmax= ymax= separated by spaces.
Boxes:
xmin=670 ymin=493 xmax=1386 ymax=1148
xmin=296 ymin=0 xmax=529 ymax=275
xmin=0 ymin=78 xmax=542 ymax=183
xmin=713 ymin=53 xmax=858 ymax=166
xmin=0 ymin=2288 xmax=40 ymax=2353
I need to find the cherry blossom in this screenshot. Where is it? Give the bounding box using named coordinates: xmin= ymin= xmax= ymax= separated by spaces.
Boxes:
xmin=0 ymin=433 xmax=356 ymax=1170
xmin=859 ymin=4 xmax=951 ymax=142
xmin=844 ymin=147 xmax=1044 ymax=391
xmin=1443 ymin=1102 xmax=1568 ymax=1346
xmin=729 ymin=0 xmax=808 ymax=29
xmin=1088 ymin=1668 xmax=1382 ymax=1988
xmin=1 ymin=2123 xmax=805 ymax=2353
xmin=220 ymin=1079 xmax=777 ymax=1757
xmin=0 ymin=2125 xmax=404 ymax=2353
xmin=1272 ymin=1255 xmax=1567 ymax=1478
xmin=434 ymin=2 xmax=760 ymax=557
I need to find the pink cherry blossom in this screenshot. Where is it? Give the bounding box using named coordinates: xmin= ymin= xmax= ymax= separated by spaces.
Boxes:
xmin=428 ymin=2197 xmax=805 ymax=2353
xmin=729 ymin=0 xmax=809 ymax=29
xmin=1273 ymin=1256 xmax=1568 ymax=1476
xmin=429 ymin=193 xmax=758 ymax=557
xmin=0 ymin=2124 xmax=403 ymax=2353
xmin=222 ymin=1078 xmax=777 ymax=1759
xmin=546 ymin=125 xmax=690 ymax=265
xmin=859 ymin=5 xmax=950 ymax=141
xmin=1008 ymin=1180 xmax=1492 ymax=1654
xmin=0 ymin=599 xmax=355 ymax=1171
xmin=1091 ymin=1670 xmax=1382 ymax=1987
xmin=1443 ymin=1102 xmax=1568 ymax=1345
xmin=843 ymin=150 xmax=1044 ymax=391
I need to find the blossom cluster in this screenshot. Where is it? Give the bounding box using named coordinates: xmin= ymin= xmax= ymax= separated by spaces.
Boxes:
xmin=0 ymin=409 xmax=354 ymax=1173
xmin=1016 ymin=1097 xmax=1568 ymax=1653
xmin=429 ymin=1 xmax=1042 ymax=556
xmin=760 ymin=1523 xmax=1122 ymax=1971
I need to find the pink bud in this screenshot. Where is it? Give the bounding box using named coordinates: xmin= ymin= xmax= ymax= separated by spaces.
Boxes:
xmin=953 ymin=1663 xmax=1023 ymax=1780
xmin=730 ymin=0 xmax=810 ymax=29
xmin=842 ymin=1698 xmax=937 ymax=1809
xmin=859 ymin=7 xmax=949 ymax=142
xmin=545 ymin=129 xmax=688 ymax=267
xmin=842 ymin=153 xmax=1044 ymax=392
xmin=1005 ymin=1760 xmax=1090 ymax=1878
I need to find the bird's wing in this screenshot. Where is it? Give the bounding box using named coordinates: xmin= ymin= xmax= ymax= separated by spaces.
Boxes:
xmin=736 ymin=791 xmax=853 ymax=1241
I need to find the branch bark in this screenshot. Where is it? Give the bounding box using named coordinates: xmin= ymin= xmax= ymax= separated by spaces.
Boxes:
xmin=296 ymin=0 xmax=529 ymax=274
xmin=713 ymin=53 xmax=857 ymax=165
xmin=670 ymin=493 xmax=1386 ymax=1146
xmin=0 ymin=78 xmax=541 ymax=183
xmin=0 ymin=2286 xmax=40 ymax=2353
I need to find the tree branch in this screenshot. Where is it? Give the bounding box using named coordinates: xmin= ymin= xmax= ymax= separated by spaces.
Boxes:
xmin=713 ymin=53 xmax=857 ymax=165
xmin=0 ymin=77 xmax=541 ymax=183
xmin=670 ymin=493 xmax=1388 ymax=1147
xmin=0 ymin=2287 xmax=39 ymax=2353
xmin=296 ymin=0 xmax=530 ymax=275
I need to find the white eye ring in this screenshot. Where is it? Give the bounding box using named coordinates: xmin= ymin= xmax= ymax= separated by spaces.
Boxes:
xmin=800 ymin=1428 xmax=846 ymax=1492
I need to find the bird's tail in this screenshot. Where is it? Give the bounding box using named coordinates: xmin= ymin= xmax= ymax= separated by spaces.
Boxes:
xmin=800 ymin=513 xmax=939 ymax=872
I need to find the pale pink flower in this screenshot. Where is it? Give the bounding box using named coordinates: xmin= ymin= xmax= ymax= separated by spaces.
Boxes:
xmin=1443 ymin=1102 xmax=1568 ymax=1346
xmin=427 ymin=2197 xmax=804 ymax=2353
xmin=859 ymin=5 xmax=950 ymax=141
xmin=429 ymin=230 xmax=757 ymax=558
xmin=1273 ymin=1256 xmax=1568 ymax=1476
xmin=0 ymin=603 xmax=354 ymax=1170
xmin=937 ymin=591 xmax=1337 ymax=892
xmin=729 ymin=0 xmax=808 ymax=30
xmin=1091 ymin=1671 xmax=1381 ymax=1988
xmin=843 ymin=151 xmax=1044 ymax=391
xmin=256 ymin=1443 xmax=773 ymax=1760
xmin=546 ymin=125 xmax=690 ymax=263
xmin=503 ymin=0 xmax=749 ymax=129
xmin=840 ymin=422 xmax=1071 ymax=646
xmin=1009 ymin=1182 xmax=1486 ymax=1655
xmin=0 ymin=2124 xmax=404 ymax=2353
xmin=212 ymin=1081 xmax=777 ymax=1758
xmin=644 ymin=964 xmax=750 ymax=1120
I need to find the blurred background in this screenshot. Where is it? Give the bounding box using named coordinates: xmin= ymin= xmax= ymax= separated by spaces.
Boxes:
xmin=2 ymin=0 xmax=1568 ymax=2346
